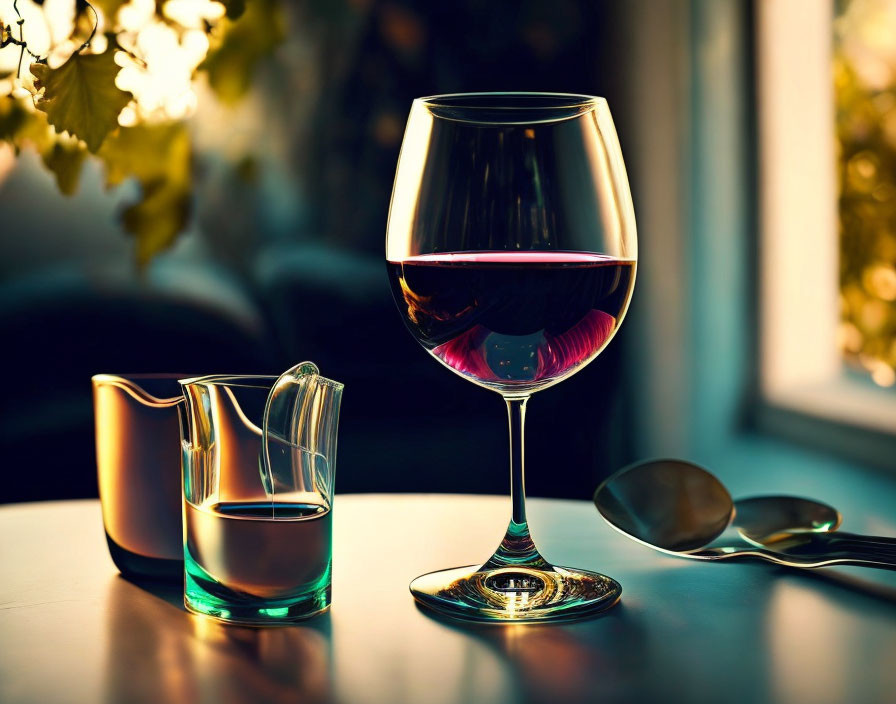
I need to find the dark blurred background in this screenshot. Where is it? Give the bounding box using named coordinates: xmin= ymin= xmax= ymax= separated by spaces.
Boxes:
xmin=0 ymin=0 xmax=636 ymax=503
xmin=2 ymin=0 xmax=893 ymax=505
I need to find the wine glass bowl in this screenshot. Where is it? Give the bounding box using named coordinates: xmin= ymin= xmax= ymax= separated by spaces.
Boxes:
xmin=386 ymin=93 xmax=636 ymax=622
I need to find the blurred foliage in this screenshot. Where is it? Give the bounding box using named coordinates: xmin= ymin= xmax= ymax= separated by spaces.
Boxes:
xmin=0 ymin=0 xmax=282 ymax=267
xmin=835 ymin=0 xmax=896 ymax=388
xmin=1 ymin=96 xmax=88 ymax=192
xmin=99 ymin=122 xmax=191 ymax=267
xmin=201 ymin=0 xmax=284 ymax=105
xmin=41 ymin=138 xmax=87 ymax=194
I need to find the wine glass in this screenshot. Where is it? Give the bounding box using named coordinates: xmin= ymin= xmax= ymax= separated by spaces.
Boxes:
xmin=386 ymin=93 xmax=637 ymax=622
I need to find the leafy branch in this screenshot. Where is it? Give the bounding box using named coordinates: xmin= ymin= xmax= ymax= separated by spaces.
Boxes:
xmin=1 ymin=1 xmax=48 ymax=75
xmin=0 ymin=0 xmax=282 ymax=268
xmin=2 ymin=0 xmax=101 ymax=73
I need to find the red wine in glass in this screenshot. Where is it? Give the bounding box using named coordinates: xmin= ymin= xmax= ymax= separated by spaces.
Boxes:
xmin=387 ymin=251 xmax=636 ymax=394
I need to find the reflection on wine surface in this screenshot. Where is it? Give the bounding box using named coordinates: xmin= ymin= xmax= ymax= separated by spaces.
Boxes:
xmin=388 ymin=252 xmax=635 ymax=393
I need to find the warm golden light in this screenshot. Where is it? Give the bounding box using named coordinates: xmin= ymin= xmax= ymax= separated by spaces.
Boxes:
xmin=114 ymin=0 xmax=223 ymax=122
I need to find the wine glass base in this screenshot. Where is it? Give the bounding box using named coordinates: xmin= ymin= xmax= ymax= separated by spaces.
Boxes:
xmin=410 ymin=564 xmax=621 ymax=623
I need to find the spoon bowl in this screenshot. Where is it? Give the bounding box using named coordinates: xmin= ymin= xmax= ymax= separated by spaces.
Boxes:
xmin=734 ymin=495 xmax=840 ymax=545
xmin=593 ymin=459 xmax=732 ymax=553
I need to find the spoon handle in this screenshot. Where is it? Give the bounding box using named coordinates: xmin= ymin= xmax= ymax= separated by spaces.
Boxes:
xmin=749 ymin=531 xmax=896 ymax=569
xmin=819 ymin=532 xmax=896 ymax=560
xmin=785 ymin=532 xmax=896 ymax=569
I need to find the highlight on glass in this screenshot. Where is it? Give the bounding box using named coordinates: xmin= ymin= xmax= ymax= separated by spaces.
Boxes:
xmin=386 ymin=93 xmax=637 ymax=621
xmin=179 ymin=364 xmax=343 ymax=624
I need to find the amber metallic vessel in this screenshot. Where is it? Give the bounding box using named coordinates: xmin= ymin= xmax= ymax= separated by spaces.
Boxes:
xmin=93 ymin=374 xmax=185 ymax=580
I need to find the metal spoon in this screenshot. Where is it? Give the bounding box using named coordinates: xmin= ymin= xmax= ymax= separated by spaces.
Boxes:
xmin=593 ymin=459 xmax=896 ymax=570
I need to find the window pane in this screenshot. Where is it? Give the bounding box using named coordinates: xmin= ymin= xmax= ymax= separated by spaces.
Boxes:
xmin=835 ymin=0 xmax=896 ymax=389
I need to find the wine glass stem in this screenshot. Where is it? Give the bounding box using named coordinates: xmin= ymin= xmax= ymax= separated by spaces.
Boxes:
xmin=481 ymin=396 xmax=549 ymax=571
xmin=507 ymin=396 xmax=528 ymax=526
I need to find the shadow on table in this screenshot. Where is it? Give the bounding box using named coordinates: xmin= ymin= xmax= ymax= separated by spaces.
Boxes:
xmin=414 ymin=601 xmax=649 ymax=704
xmin=104 ymin=575 xmax=335 ymax=704
xmin=118 ymin=574 xmax=185 ymax=609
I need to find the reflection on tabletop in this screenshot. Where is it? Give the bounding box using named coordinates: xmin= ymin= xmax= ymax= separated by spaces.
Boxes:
xmin=105 ymin=577 xmax=332 ymax=704
xmin=415 ymin=602 xmax=648 ymax=704
xmin=104 ymin=564 xmax=896 ymax=704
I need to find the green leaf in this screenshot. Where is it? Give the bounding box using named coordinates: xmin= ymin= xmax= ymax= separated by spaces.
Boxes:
xmin=31 ymin=49 xmax=133 ymax=152
xmin=41 ymin=140 xmax=88 ymax=195
xmin=99 ymin=122 xmax=193 ymax=267
xmin=200 ymin=0 xmax=285 ymax=105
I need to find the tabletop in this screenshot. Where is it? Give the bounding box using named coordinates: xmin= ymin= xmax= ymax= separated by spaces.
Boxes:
xmin=1 ymin=494 xmax=895 ymax=704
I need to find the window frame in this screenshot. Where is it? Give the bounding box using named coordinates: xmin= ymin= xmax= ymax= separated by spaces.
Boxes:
xmin=754 ymin=0 xmax=896 ymax=467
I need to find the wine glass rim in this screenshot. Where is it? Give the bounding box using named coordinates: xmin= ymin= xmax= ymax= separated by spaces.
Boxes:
xmin=417 ymin=92 xmax=605 ymax=108
xmin=414 ymin=92 xmax=606 ymax=126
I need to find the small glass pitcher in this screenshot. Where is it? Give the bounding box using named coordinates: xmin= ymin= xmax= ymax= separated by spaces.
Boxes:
xmin=93 ymin=374 xmax=186 ymax=580
xmin=179 ymin=363 xmax=343 ymax=623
